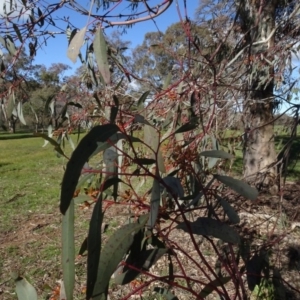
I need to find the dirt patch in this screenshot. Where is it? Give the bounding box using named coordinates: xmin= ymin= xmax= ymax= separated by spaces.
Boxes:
xmin=1 ymin=184 xmax=300 ymax=299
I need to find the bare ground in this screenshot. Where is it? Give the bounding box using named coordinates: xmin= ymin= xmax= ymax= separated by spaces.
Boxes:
xmin=1 ymin=183 xmax=300 ymax=299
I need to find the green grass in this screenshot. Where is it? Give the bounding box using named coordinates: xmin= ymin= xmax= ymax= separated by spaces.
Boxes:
xmin=0 ymin=132 xmax=84 ymax=299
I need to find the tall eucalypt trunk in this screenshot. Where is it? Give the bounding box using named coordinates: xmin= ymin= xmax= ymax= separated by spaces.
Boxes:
xmin=240 ymin=0 xmax=278 ymax=193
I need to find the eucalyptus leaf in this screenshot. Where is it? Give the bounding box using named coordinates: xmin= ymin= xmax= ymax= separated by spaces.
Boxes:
xmin=13 ymin=23 xmax=22 ymax=42
xmin=177 ymin=217 xmax=240 ymax=244
xmin=60 ymin=124 xmax=119 ymax=214
xmin=214 ymin=175 xmax=259 ymax=201
xmin=218 ymin=197 xmax=240 ymax=224
xmin=137 ymin=90 xmax=150 ymax=106
xmin=114 ymin=248 xmax=168 ymax=285
xmin=15 ymin=277 xmax=38 ymax=300
xmin=174 ymin=120 xmax=198 ymax=134
xmin=93 ymin=217 xmax=148 ymax=298
xmin=199 ymin=150 xmax=234 ymax=159
xmin=62 ymin=200 xmax=75 ymax=300
xmin=86 ymin=196 xmax=103 ymax=299
xmin=67 ymin=26 xmax=87 ymax=63
xmin=148 ymin=177 xmax=161 ymax=228
xmin=17 ymin=102 xmax=26 ymax=125
xmin=94 ymin=27 xmax=111 ymax=84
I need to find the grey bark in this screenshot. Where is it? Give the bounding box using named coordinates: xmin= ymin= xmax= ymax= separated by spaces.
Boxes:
xmin=240 ymin=0 xmax=278 ymax=192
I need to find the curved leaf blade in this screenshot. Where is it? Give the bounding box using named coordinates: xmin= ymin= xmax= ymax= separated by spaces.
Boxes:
xmin=62 ymin=200 xmax=75 ymax=300
xmin=177 ymin=217 xmax=240 ymax=244
xmin=148 ymin=177 xmax=161 ymax=229
xmin=13 ymin=23 xmax=23 ymax=43
xmin=86 ymin=196 xmax=103 ymax=299
xmin=137 ymin=91 xmax=150 ymax=106
xmin=94 ymin=28 xmax=111 ymax=84
xmin=67 ymin=26 xmax=87 ymax=63
xmin=15 ymin=277 xmax=38 ymax=300
xmin=114 ymin=248 xmax=168 ymax=285
xmin=219 ymin=198 xmax=240 ymax=224
xmin=93 ymin=217 xmax=148 ymax=298
xmin=17 ymin=102 xmax=26 ymax=125
xmin=174 ymin=121 xmax=198 ymax=134
xmin=214 ymin=174 xmax=259 ymax=201
xmin=60 ymin=124 xmax=119 ymax=214
xmin=199 ymin=150 xmax=234 ymax=159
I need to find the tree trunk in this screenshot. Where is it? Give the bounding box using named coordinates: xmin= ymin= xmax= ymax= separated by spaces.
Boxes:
xmin=241 ymin=0 xmax=278 ymax=193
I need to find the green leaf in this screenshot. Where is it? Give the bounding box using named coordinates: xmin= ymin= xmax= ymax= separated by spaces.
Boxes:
xmin=34 ymin=133 xmax=64 ymax=156
xmin=17 ymin=102 xmax=26 ymax=125
xmin=134 ymin=114 xmax=151 ymax=125
xmin=137 ymin=90 xmax=150 ymax=106
xmin=93 ymin=217 xmax=148 ymax=298
xmin=174 ymin=121 xmax=198 ymax=134
xmin=162 ymin=72 xmax=172 ymax=90
xmin=68 ymin=28 xmax=77 ymax=44
xmin=198 ymin=277 xmax=231 ymax=298
xmin=60 ymin=124 xmax=119 ymax=214
xmin=208 ymin=157 xmax=219 ymax=169
xmin=13 ymin=23 xmax=23 ymax=43
xmin=67 ymin=26 xmax=87 ymax=63
xmin=114 ymin=248 xmax=168 ymax=285
xmin=199 ymin=150 xmax=234 ymax=159
xmin=86 ymin=196 xmax=103 ymax=299
xmin=148 ymin=177 xmax=161 ymax=228
xmin=5 ymin=35 xmax=16 ymax=55
xmin=101 ymin=177 xmax=123 ymax=192
xmin=153 ymin=287 xmax=179 ymax=300
xmin=15 ymin=276 xmax=38 ymax=300
xmin=110 ymin=106 xmax=118 ymax=124
xmin=7 ymin=91 xmax=15 ymax=117
xmin=144 ymin=125 xmax=166 ymax=173
xmin=214 ymin=175 xmax=259 ymax=201
xmin=37 ymin=7 xmax=44 ymax=27
xmin=177 ymin=217 xmax=240 ymax=244
xmin=94 ymin=27 xmax=111 ymax=84
xmin=62 ymin=200 xmax=75 ymax=300
xmin=133 ymin=158 xmax=156 ymax=165
xmin=78 ymin=237 xmax=87 ymax=256
xmin=161 ymin=176 xmax=184 ymax=198
xmin=218 ymin=197 xmax=240 ymax=224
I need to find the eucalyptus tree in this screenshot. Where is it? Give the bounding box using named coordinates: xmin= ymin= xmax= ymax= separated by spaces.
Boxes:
xmin=195 ymin=0 xmax=300 ymax=191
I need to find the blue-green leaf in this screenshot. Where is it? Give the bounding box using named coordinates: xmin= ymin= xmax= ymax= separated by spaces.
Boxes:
xmin=86 ymin=196 xmax=103 ymax=299
xmin=177 ymin=217 xmax=240 ymax=244
xmin=17 ymin=102 xmax=26 ymax=125
xmin=62 ymin=200 xmax=75 ymax=300
xmin=93 ymin=216 xmax=148 ymax=298
xmin=67 ymin=26 xmax=87 ymax=63
xmin=60 ymin=124 xmax=119 ymax=214
xmin=94 ymin=27 xmax=111 ymax=84
xmin=200 ymin=150 xmax=234 ymax=159
xmin=214 ymin=175 xmax=259 ymax=201
xmin=15 ymin=276 xmax=38 ymax=300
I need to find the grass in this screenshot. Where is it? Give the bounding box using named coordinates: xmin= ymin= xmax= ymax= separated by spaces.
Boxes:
xmin=0 ymin=132 xmax=85 ymax=299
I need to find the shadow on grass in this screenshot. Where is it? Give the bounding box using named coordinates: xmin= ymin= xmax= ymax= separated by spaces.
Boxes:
xmin=0 ymin=132 xmax=37 ymax=140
